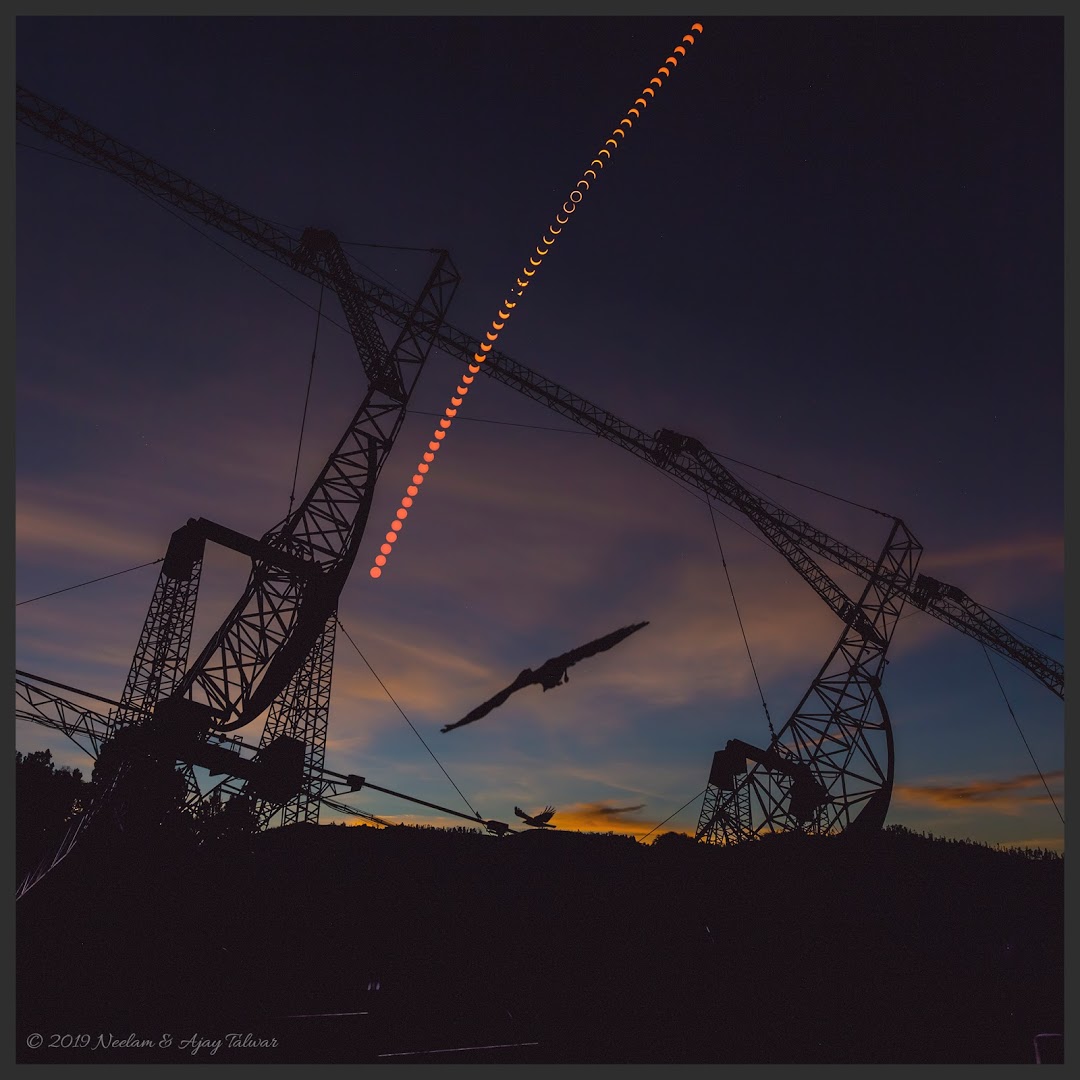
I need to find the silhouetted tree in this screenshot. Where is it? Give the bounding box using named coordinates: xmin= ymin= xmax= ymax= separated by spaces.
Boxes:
xmin=193 ymin=791 xmax=260 ymax=853
xmin=649 ymin=830 xmax=696 ymax=849
xmin=15 ymin=749 xmax=94 ymax=881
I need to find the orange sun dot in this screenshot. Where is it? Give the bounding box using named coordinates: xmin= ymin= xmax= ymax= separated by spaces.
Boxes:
xmin=373 ymin=30 xmax=700 ymax=585
xmin=691 ymin=22 xmax=703 ymax=32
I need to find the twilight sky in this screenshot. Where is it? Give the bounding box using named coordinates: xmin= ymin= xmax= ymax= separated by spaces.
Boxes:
xmin=15 ymin=16 xmax=1064 ymax=850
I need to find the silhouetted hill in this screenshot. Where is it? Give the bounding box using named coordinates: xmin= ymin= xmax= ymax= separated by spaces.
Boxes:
xmin=16 ymin=821 xmax=1063 ymax=1064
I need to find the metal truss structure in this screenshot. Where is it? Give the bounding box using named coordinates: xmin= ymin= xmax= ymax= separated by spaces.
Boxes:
xmin=15 ymin=85 xmax=1063 ymax=853
xmin=697 ymin=520 xmax=918 ymax=842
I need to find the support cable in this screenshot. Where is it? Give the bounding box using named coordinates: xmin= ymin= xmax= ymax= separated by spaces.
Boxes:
xmin=140 ymin=187 xmax=353 ymax=335
xmin=15 ymin=558 xmax=164 ymax=607
xmin=16 ymin=140 xmax=301 ymax=232
xmin=981 ymin=644 xmax=1064 ymax=825
xmin=288 ymin=285 xmax=324 ymax=516
xmin=712 ymin=452 xmax=893 ymax=520
xmin=979 ymin=605 xmax=1063 ymax=643
xmin=706 ymin=495 xmax=776 ymax=742
xmin=408 ymin=408 xmax=592 ymax=436
xmin=343 ymin=249 xmax=409 ymax=303
xmin=15 ymin=669 xmax=125 ymax=709
xmin=17 ymin=140 xmax=347 ymax=333
xmin=639 ymin=790 xmax=708 ymax=843
xmin=336 ymin=618 xmax=483 ymax=822
xmin=20 ymin=143 xmax=884 ymax=559
xmin=340 ymin=240 xmax=445 ymax=254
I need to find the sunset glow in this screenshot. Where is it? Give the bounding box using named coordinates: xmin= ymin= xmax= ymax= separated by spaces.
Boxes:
xmin=15 ymin=14 xmax=1063 ymax=864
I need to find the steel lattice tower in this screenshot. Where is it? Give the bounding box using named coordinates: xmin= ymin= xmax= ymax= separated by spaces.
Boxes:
xmin=255 ymin=613 xmax=336 ymax=828
xmin=698 ymin=519 xmax=921 ymax=843
xmin=115 ymin=526 xmax=205 ymax=734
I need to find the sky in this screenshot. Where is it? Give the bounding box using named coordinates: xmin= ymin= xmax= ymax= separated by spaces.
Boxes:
xmin=14 ymin=16 xmax=1065 ymax=851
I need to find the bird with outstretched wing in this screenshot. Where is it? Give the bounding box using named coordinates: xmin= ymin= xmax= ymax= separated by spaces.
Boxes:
xmin=440 ymin=621 xmax=649 ymax=733
xmin=514 ymin=805 xmax=557 ymax=828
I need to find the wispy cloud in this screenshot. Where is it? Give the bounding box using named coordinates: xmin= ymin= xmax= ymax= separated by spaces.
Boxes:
xmin=919 ymin=534 xmax=1064 ymax=574
xmin=575 ymin=801 xmax=646 ymax=819
xmin=520 ymin=800 xmax=652 ymax=837
xmin=894 ymin=770 xmax=1064 ymax=814
xmin=16 ymin=488 xmax=165 ymax=567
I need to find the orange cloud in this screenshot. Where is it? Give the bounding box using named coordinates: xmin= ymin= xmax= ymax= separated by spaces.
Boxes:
xmin=894 ymin=770 xmax=1064 ymax=814
xmin=519 ymin=800 xmax=651 ymax=838
xmin=1000 ymin=836 xmax=1065 ymax=854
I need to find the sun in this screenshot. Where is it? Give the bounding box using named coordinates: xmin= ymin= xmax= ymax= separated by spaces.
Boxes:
xmin=369 ymin=20 xmax=704 ymax=580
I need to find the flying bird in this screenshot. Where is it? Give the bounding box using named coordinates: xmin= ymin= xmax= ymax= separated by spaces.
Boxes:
xmin=440 ymin=621 xmax=649 ymax=733
xmin=514 ymin=805 xmax=557 ymax=828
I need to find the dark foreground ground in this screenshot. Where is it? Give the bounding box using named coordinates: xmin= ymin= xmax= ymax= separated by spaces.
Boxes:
xmin=16 ymin=823 xmax=1064 ymax=1065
